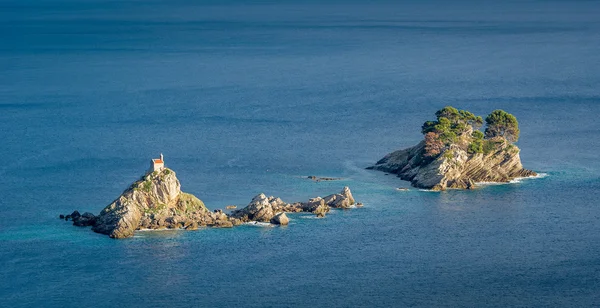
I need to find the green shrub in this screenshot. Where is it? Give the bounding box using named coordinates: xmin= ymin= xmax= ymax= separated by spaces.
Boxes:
xmin=421 ymin=106 xmax=484 ymax=140
xmin=440 ymin=131 xmax=457 ymax=144
xmin=443 ymin=150 xmax=454 ymax=159
xmin=485 ymin=109 xmax=520 ymax=143
xmin=143 ymin=180 xmax=152 ymax=192
xmin=471 ymin=130 xmax=484 ymax=140
xmin=468 ymin=139 xmax=483 ymax=154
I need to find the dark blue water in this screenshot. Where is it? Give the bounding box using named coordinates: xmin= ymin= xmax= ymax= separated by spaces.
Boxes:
xmin=2 ymin=0 xmax=600 ymax=306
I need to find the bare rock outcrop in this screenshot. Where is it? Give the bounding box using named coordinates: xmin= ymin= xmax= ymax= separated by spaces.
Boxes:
xmin=323 ymin=186 xmax=355 ymax=209
xmin=91 ymin=169 xmax=210 ymax=238
xmin=231 ymin=187 xmax=356 ymax=221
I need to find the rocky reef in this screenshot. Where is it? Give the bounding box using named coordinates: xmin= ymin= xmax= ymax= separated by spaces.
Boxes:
xmin=63 ymin=168 xmax=358 ymax=239
xmin=230 ymin=186 xmax=356 ymax=222
xmin=368 ymin=106 xmax=536 ymax=190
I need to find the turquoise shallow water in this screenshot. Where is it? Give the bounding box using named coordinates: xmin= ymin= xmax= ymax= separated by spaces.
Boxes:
xmin=1 ymin=0 xmax=600 ymax=307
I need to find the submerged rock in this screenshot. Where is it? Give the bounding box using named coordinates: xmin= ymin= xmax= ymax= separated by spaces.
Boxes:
xmin=307 ymin=176 xmax=343 ymax=182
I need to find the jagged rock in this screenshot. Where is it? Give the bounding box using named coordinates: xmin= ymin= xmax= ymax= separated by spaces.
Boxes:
xmin=185 ymin=221 xmax=198 ymax=230
xmin=213 ymin=220 xmax=233 ymax=228
xmin=229 ymin=218 xmax=243 ymax=226
xmin=323 ymin=187 xmax=355 ymax=209
xmin=91 ymin=168 xmax=209 ymax=238
xmin=230 ymin=193 xmax=289 ymax=222
xmin=301 ymin=197 xmax=330 ymax=217
xmin=232 ymin=188 xmax=358 ymax=222
xmin=59 ymin=214 xmax=65 ymax=219
xmin=70 ymin=210 xmax=81 ymax=220
xmin=369 ymin=139 xmax=536 ymax=191
xmin=73 ymin=212 xmax=97 ymax=227
xmin=270 ymin=213 xmax=289 ymax=225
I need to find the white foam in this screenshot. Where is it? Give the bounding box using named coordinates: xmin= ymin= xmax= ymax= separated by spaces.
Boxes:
xmin=477 ymin=173 xmax=548 ymax=186
xmin=136 ymin=228 xmax=186 ymax=232
xmin=243 ymin=221 xmax=274 ymax=227
xmin=298 ymin=215 xmax=323 ymax=219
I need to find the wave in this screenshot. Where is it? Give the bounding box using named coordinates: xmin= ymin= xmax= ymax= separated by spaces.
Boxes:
xmin=298 ymin=215 xmax=323 ymax=219
xmin=509 ymin=172 xmax=549 ymax=183
xmin=243 ymin=221 xmax=274 ymax=227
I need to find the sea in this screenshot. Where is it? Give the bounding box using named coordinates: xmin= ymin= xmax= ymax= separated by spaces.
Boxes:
xmin=1 ymin=0 xmax=599 ymax=307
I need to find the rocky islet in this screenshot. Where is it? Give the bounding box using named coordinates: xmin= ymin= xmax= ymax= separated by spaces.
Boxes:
xmin=368 ymin=107 xmax=536 ymax=190
xmin=63 ymin=168 xmax=358 ymax=239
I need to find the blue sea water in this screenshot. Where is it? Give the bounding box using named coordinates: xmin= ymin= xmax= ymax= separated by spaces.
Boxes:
xmin=1 ymin=0 xmax=600 ymax=306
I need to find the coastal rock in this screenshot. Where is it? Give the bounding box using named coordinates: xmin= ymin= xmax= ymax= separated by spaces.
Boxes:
xmin=67 ymin=160 xmax=360 ymax=238
xmin=91 ymin=168 xmax=209 ymax=238
xmin=70 ymin=210 xmax=81 ymax=220
xmin=232 ymin=187 xmax=357 ymax=222
xmin=230 ymin=193 xmax=276 ymax=222
xmin=368 ymin=107 xmax=537 ymax=190
xmin=323 ymin=186 xmax=355 ymax=208
xmin=270 ymin=213 xmax=289 ymax=225
xmin=185 ymin=221 xmax=199 ymax=230
xmin=73 ymin=212 xmax=97 ymax=227
xmin=369 ymin=138 xmax=536 ymax=191
xmin=301 ymin=197 xmax=330 ymax=217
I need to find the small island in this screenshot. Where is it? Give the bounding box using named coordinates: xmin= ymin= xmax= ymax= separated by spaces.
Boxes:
xmin=367 ymin=106 xmax=537 ymax=190
xmin=63 ymin=155 xmax=359 ymax=239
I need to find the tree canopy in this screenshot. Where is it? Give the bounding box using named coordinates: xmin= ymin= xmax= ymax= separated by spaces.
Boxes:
xmin=421 ymin=106 xmax=482 ymax=140
xmin=420 ymin=106 xmax=519 ymax=158
xmin=484 ymin=109 xmax=520 ymax=143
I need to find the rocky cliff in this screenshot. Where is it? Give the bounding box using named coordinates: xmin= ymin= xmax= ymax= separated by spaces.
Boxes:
xmin=91 ymin=168 xmax=234 ymax=238
xmin=368 ymin=139 xmax=536 ymax=190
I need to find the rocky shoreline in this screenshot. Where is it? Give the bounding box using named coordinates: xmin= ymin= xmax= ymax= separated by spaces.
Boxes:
xmin=368 ymin=140 xmax=537 ymax=190
xmin=62 ymin=168 xmax=360 ymax=239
